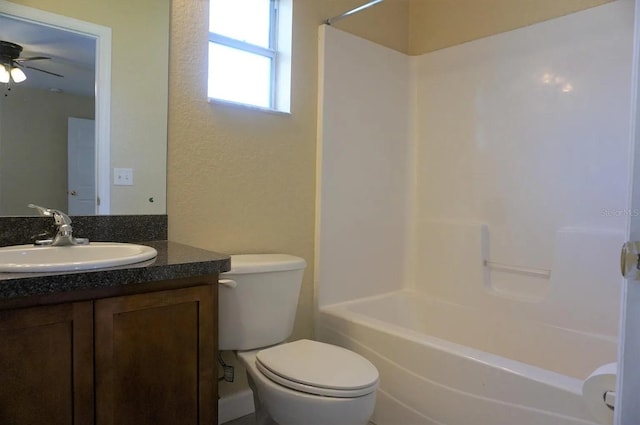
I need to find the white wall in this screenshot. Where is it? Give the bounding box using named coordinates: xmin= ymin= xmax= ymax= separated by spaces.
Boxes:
xmin=413 ymin=0 xmax=633 ymax=336
xmin=316 ymin=25 xmax=412 ymax=307
xmin=317 ymin=1 xmax=634 ymax=338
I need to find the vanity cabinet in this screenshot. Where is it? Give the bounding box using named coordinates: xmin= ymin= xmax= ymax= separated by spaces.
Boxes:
xmin=0 ymin=301 xmax=94 ymax=425
xmin=95 ymin=285 xmax=216 ymax=425
xmin=0 ymin=282 xmax=217 ymax=425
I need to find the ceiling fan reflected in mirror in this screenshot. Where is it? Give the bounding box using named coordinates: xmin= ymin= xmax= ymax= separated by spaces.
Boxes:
xmin=0 ymin=40 xmax=63 ymax=84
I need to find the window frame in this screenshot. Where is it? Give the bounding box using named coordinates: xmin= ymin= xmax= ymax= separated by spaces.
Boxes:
xmin=208 ymin=0 xmax=279 ymax=110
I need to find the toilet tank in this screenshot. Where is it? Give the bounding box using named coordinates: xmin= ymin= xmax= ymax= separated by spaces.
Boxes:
xmin=218 ymin=254 xmax=307 ymax=351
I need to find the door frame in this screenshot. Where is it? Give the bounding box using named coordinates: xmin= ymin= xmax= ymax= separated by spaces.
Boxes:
xmin=617 ymin=1 xmax=640 ymax=423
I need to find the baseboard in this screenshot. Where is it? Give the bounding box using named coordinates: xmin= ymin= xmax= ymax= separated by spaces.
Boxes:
xmin=218 ymin=389 xmax=255 ymax=424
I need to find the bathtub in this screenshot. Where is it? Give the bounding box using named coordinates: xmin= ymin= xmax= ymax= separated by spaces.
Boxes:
xmin=316 ymin=290 xmax=617 ymax=425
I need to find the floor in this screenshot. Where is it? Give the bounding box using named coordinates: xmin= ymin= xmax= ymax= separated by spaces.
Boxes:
xmin=223 ymin=414 xmax=256 ymax=425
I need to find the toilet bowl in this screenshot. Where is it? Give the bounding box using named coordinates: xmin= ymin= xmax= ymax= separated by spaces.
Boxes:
xmin=238 ymin=340 xmax=377 ymax=425
xmin=219 ymin=254 xmax=378 ymax=425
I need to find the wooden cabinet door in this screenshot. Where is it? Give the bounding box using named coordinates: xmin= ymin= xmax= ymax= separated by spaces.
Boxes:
xmin=94 ymin=285 xmax=216 ymax=425
xmin=0 ymin=302 xmax=94 ymax=425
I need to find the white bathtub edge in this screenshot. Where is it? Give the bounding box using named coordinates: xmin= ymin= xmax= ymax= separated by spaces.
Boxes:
xmin=319 ymin=296 xmax=586 ymax=396
xmin=317 ymin=316 xmax=598 ymax=425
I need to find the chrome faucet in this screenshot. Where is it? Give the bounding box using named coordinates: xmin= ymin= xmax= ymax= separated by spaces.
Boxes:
xmin=28 ymin=204 xmax=89 ymax=246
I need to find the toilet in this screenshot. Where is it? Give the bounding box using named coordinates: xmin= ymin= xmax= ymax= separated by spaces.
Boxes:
xmin=219 ymin=254 xmax=378 ymax=425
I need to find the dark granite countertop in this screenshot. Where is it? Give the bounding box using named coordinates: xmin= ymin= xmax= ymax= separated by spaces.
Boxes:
xmin=0 ymin=241 xmax=230 ymax=301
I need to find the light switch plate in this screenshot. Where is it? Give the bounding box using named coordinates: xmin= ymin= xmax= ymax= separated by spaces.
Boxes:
xmin=113 ymin=168 xmax=134 ymax=186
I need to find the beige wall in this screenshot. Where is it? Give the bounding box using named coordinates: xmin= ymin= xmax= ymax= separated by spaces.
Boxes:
xmin=0 ymin=87 xmax=93 ymax=215
xmin=275 ymin=1 xmax=615 ymax=57
xmin=7 ymin=0 xmax=169 ymax=214
xmin=324 ymin=0 xmax=410 ymax=53
xmin=167 ymin=0 xmax=411 ymax=400
xmin=166 ymin=0 xmax=407 ymax=341
xmin=409 ymin=0 xmax=614 ymax=54
xmin=309 ymin=0 xmax=616 ymax=57
xmin=168 ymin=0 xmax=318 ymax=343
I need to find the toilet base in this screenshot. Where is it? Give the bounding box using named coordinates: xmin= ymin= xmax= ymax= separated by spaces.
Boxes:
xmin=247 ymin=373 xmax=276 ymax=425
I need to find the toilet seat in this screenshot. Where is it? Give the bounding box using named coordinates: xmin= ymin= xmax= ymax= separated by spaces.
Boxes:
xmin=255 ymin=339 xmax=379 ymax=398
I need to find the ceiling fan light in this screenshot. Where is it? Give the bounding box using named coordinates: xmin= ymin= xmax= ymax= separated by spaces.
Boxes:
xmin=0 ymin=65 xmax=9 ymax=84
xmin=10 ymin=67 xmax=26 ymax=83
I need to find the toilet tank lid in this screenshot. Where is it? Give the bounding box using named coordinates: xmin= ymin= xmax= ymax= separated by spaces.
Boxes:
xmin=222 ymin=254 xmax=307 ymax=274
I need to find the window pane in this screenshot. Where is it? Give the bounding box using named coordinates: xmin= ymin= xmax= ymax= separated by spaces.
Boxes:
xmin=210 ymin=0 xmax=272 ymax=48
xmin=208 ymin=43 xmax=271 ymax=108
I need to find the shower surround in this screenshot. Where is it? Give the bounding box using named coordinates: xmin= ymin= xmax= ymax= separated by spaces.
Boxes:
xmin=315 ymin=2 xmax=633 ymax=424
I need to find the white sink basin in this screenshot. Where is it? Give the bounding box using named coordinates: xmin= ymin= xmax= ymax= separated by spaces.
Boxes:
xmin=0 ymin=242 xmax=158 ymax=273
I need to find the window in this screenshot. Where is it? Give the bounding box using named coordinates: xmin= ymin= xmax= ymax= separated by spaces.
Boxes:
xmin=208 ymin=0 xmax=291 ymax=112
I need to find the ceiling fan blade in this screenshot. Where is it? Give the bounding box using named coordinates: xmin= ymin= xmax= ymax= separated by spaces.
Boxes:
xmin=25 ymin=65 xmax=63 ymax=78
xmin=16 ymin=56 xmax=51 ymax=62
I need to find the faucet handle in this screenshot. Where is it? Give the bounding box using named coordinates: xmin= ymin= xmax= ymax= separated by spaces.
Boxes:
xmin=28 ymin=203 xmax=53 ymax=216
xmin=28 ymin=204 xmax=72 ymax=225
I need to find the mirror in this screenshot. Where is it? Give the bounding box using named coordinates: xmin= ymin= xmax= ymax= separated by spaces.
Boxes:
xmin=0 ymin=0 xmax=169 ymax=216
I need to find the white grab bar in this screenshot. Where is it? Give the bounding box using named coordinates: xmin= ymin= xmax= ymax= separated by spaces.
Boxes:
xmin=483 ymin=260 xmax=551 ymax=279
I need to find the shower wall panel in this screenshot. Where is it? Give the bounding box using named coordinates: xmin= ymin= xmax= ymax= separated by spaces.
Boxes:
xmin=316 ymin=25 xmax=412 ymax=307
